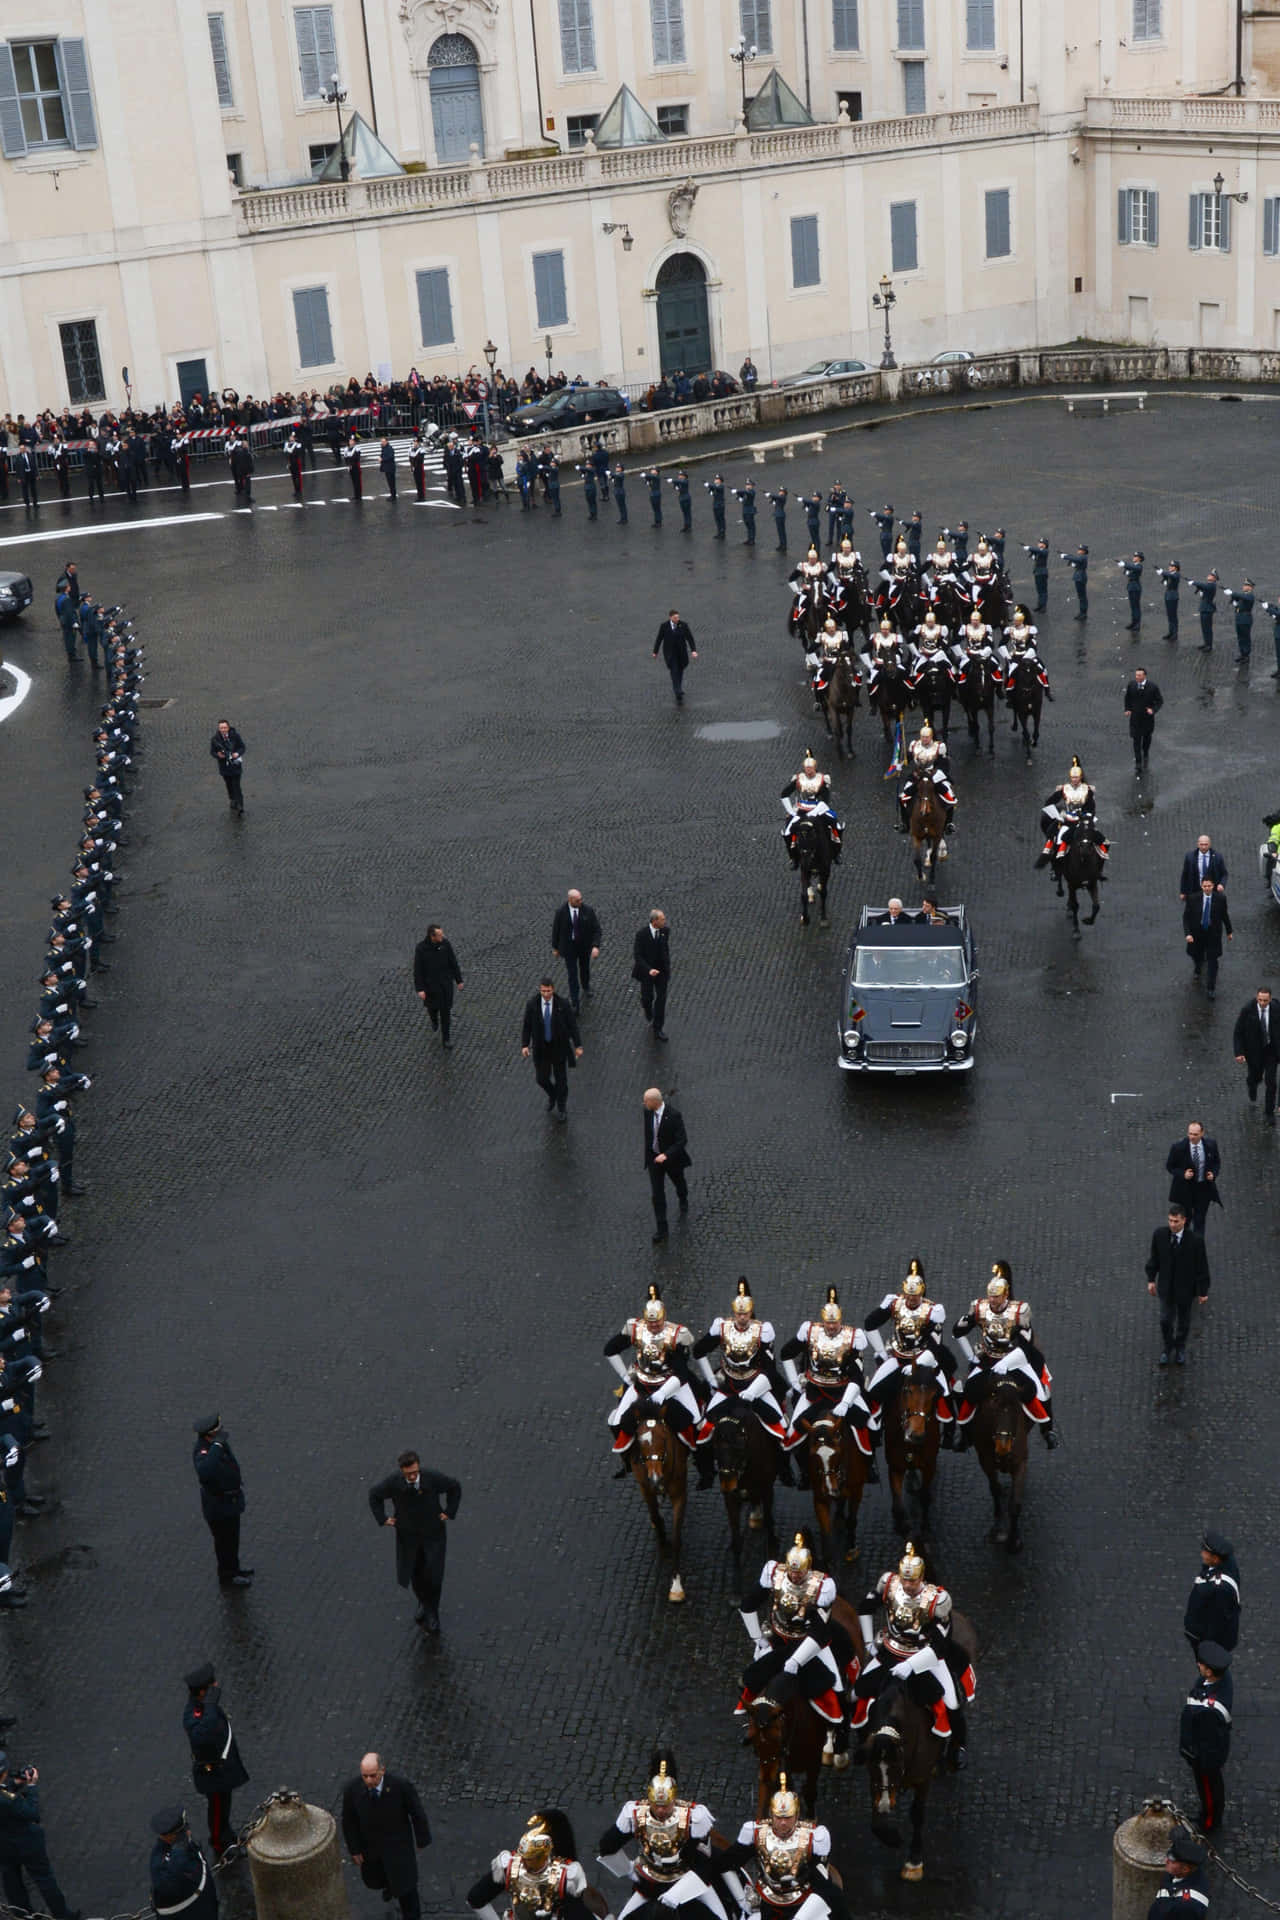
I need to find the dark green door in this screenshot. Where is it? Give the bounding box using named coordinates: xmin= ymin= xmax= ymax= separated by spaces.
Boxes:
xmin=656 ymin=254 xmax=711 ymax=375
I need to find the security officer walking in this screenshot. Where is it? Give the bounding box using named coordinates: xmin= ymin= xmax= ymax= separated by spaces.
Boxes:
xmin=1223 ymin=578 xmax=1254 ymax=663
xmin=149 ymin=1807 xmax=217 ymax=1920
xmin=1157 ymin=560 xmax=1182 ymax=641
xmin=1023 ymin=536 xmax=1050 ymax=611
xmin=642 ymin=467 xmax=662 ymax=526
xmin=1124 ymin=667 xmax=1163 ymax=773
xmin=183 ymin=1664 xmax=250 ymax=1856
xmin=735 ymin=478 xmax=757 ymax=545
xmin=706 ymin=472 xmax=726 ymax=539
xmin=1146 ymin=1829 xmax=1209 ymax=1917
xmin=1184 ymin=1529 xmax=1240 ymax=1655
xmin=1191 ymin=569 xmax=1219 ymax=651
xmin=1179 ymin=1641 xmax=1232 ymax=1833
xmin=1120 ymin=551 xmax=1144 ymax=629
xmin=669 ymin=468 xmax=692 ymax=531
xmin=0 ymin=1755 xmax=79 ymax=1918
xmin=768 ymin=485 xmax=789 ymax=551
xmin=192 ymin=1415 xmax=253 ymax=1587
xmin=1062 ymin=543 xmax=1089 ymax=619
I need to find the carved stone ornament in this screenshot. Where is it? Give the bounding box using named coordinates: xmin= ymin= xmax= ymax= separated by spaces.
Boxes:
xmin=667 ymin=178 xmax=698 ymax=238
xmin=400 ymin=0 xmax=499 ymax=27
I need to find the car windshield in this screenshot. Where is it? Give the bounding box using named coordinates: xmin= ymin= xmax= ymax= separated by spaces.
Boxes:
xmin=854 ymin=946 xmax=966 ymax=988
xmin=798 ymin=362 xmax=832 ymax=376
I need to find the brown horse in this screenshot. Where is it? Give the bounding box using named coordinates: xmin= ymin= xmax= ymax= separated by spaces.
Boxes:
xmin=712 ymin=1407 xmax=780 ymax=1606
xmin=744 ymin=1595 xmax=867 ymax=1813
xmin=909 ymin=780 xmax=947 ymax=881
xmin=629 ymin=1405 xmax=689 ymax=1603
xmin=864 ymin=1611 xmax=979 ymax=1881
xmin=970 ymin=1377 xmax=1029 ymax=1551
xmin=806 ymin=1415 xmax=870 ymax=1569
xmin=881 ymin=1363 xmax=942 ymax=1538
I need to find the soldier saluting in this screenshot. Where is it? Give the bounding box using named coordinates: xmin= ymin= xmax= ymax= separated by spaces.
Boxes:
xmin=182 ymin=1663 xmax=249 ymax=1857
xmin=149 ymin=1806 xmax=216 ymax=1920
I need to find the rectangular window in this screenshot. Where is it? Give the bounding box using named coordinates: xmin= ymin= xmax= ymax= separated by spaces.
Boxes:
xmin=656 ymin=103 xmax=689 ymax=135
xmin=833 ymin=0 xmax=860 ymax=51
xmin=416 ymin=267 xmax=454 ymax=348
xmin=1264 ymin=196 xmax=1280 ymax=257
xmin=226 ymin=150 xmax=243 ymax=186
xmin=651 ymin=0 xmax=686 ymax=65
xmin=293 ymin=6 xmax=337 ymax=101
xmin=0 ymin=38 xmax=98 ymax=153
xmin=308 ymin=140 xmax=336 ymax=175
xmin=292 ymin=285 xmax=335 ymax=367
xmin=790 ymin=214 xmax=821 ymax=288
xmin=559 ymin=0 xmax=597 ymax=73
xmin=966 ymin=0 xmax=995 ymax=50
xmin=1117 ymin=186 xmax=1158 ymax=246
xmin=208 ymin=13 xmax=234 ymax=108
xmin=740 ymin=0 xmax=774 ymax=55
xmin=837 ymin=89 xmax=863 ymax=120
xmin=897 ymin=0 xmax=925 ymax=49
xmin=565 ymin=113 xmax=598 ymax=148
xmin=60 ymin=320 xmax=105 ymax=404
xmin=902 ymin=60 xmax=926 ymax=113
xmin=1189 ymin=191 xmax=1230 ymax=253
xmin=890 ymin=199 xmax=919 ymax=272
xmin=533 ymin=249 xmax=569 ymax=328
xmin=1132 ymin=0 xmax=1162 ymax=39
xmin=984 ymin=186 xmax=1011 ymax=258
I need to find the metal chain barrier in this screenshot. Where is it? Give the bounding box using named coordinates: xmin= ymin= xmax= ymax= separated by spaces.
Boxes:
xmin=1139 ymin=1798 xmax=1280 ymax=1915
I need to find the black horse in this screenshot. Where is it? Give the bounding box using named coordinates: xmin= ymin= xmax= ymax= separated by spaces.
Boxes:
xmin=818 ymin=649 xmax=861 ymax=760
xmin=1059 ymin=834 xmax=1104 ymax=930
xmin=788 ymin=812 xmax=836 ymax=927
xmin=909 ymin=659 xmax=954 ymax=739
xmin=711 ymin=1406 xmax=780 ymax=1606
xmin=1006 ymin=655 xmax=1045 ymax=763
xmin=956 ymin=653 xmax=997 ymax=753
xmin=867 ymin=657 xmax=915 ymax=752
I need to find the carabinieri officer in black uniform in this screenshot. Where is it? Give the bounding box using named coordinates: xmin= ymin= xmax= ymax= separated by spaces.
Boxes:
xmin=1146 ymin=1827 xmax=1210 ymax=1918
xmin=182 ymin=1663 xmax=250 ymax=1857
xmin=192 ymin=1414 xmax=253 ymax=1587
xmin=150 ymin=1806 xmax=217 ymax=1920
xmin=1184 ymin=1529 xmax=1240 ymax=1654
xmin=1179 ymin=1641 xmax=1232 ymax=1833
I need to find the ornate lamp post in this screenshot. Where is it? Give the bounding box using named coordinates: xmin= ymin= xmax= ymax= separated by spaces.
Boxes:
xmin=730 ymin=35 xmax=758 ymax=124
xmin=602 ymin=222 xmax=634 ymax=252
xmin=321 ymin=73 xmax=349 ymax=182
xmin=872 ymin=273 xmax=897 ymax=371
xmin=481 ymin=338 xmax=497 ymax=437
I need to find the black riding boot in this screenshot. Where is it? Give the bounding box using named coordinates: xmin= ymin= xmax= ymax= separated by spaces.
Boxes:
xmin=776 ymin=1445 xmax=796 ymax=1488
xmin=948 ymin=1711 xmax=969 ymax=1771
xmin=951 ymin=1421 xmax=972 ymax=1454
xmin=695 ymin=1443 xmax=717 ymax=1491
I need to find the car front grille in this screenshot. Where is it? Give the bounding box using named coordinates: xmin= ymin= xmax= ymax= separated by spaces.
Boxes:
xmin=863 ymin=1041 xmax=947 ymax=1063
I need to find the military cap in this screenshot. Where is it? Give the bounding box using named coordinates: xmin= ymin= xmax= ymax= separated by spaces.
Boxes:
xmin=1202 ymin=1528 xmax=1234 ymax=1557
xmin=1169 ymin=1828 xmax=1206 ymax=1866
xmin=184 ymin=1662 xmax=215 ymax=1691
xmin=193 ymin=1414 xmax=220 ymax=1436
xmin=1197 ymin=1641 xmax=1231 ymax=1672
xmin=151 ymin=1805 xmax=187 ymax=1836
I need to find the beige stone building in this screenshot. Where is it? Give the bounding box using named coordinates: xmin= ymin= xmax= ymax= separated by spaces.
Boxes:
xmin=0 ymin=0 xmax=1278 ymax=413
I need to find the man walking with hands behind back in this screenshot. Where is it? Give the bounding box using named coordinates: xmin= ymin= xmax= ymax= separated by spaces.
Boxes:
xmin=1145 ymin=1203 xmax=1210 ymax=1368
xmin=1233 ymin=985 xmax=1280 ymax=1124
xmin=642 ymin=1085 xmax=691 ymax=1245
xmin=368 ymin=1449 xmax=461 ymax=1633
xmin=653 ymin=610 xmax=697 ymax=706
xmin=551 ymin=889 xmax=602 ymax=1014
xmin=633 ymin=909 xmax=671 ymax=1041
xmin=413 ymin=923 xmax=463 ymax=1050
xmin=341 ymin=1752 xmax=431 ymax=1920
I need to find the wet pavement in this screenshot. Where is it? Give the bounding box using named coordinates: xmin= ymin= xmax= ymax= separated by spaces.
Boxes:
xmin=1 ymin=397 xmax=1278 ymax=1916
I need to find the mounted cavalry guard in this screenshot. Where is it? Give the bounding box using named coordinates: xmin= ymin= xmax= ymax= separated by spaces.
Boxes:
xmin=967 ymin=534 xmax=1000 ymax=611
xmin=693 ymin=1284 xmax=791 ymax=1476
xmin=926 ymin=533 xmax=957 ymax=581
xmin=468 ymin=1814 xmax=595 ymax=1920
xmin=830 ymin=537 xmax=861 ymax=586
xmin=719 ymin=1776 xmax=848 ymax=1920
xmin=911 ymin=607 xmax=951 ymax=667
xmin=951 ymin=1262 xmax=1059 ymax=1449
xmin=1000 ymin=606 xmax=1049 ymax=680
xmin=1036 ymin=760 xmax=1109 ymax=871
xmin=896 ymin=726 xmax=957 ymax=835
xmin=597 ymin=1755 xmax=727 ymax=1920
xmin=606 ymin=1285 xmax=702 ymax=1475
xmin=780 ymin=755 xmax=843 ymax=867
xmin=807 ymin=614 xmax=845 ymax=675
xmin=780 ymin=1287 xmax=878 ymax=1485
xmin=736 ymin=1533 xmax=857 ymax=1746
xmin=853 ymin=1543 xmax=976 ymax=1767
xmin=797 ymin=545 xmax=826 ymax=592
xmin=863 ymin=1262 xmax=959 ymax=1445
xmin=956 ymin=609 xmax=996 ymax=668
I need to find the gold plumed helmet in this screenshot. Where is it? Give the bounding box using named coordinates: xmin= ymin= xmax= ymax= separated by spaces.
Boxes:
xmin=807 ymin=546 xmax=818 ymax=561
xmin=840 ymin=537 xmax=852 ymax=553
xmin=647 ymin=1760 xmax=678 ymax=1813
xmin=643 ymin=1284 xmax=665 ymax=1328
xmin=987 ymin=1260 xmax=1011 ymax=1303
xmin=898 ymin=1540 xmax=925 ymax=1582
xmin=902 ymin=1259 xmax=926 ymax=1302
xmin=518 ymin=1819 xmax=553 ymax=1870
xmin=770 ymin=1773 xmax=800 ymax=1822
xmin=785 ymin=1532 xmax=812 ymax=1580
xmin=895 ymin=535 xmax=907 ymax=553
xmin=1069 ymin=760 xmax=1084 ymax=782
xmin=819 ymin=1285 xmax=841 ymax=1327
xmin=918 ymin=724 xmax=933 ymax=742
xmin=732 ymin=1280 xmax=754 ymax=1318
xmin=803 ymin=752 xmax=818 ymax=771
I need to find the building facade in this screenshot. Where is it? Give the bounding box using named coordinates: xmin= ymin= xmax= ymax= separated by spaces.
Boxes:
xmin=0 ymin=0 xmax=1277 ymax=414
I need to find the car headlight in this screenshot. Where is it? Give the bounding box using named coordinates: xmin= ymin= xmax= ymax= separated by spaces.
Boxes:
xmin=949 ymin=1030 xmax=969 ymax=1050
xmin=843 ymin=1028 xmax=863 ymax=1050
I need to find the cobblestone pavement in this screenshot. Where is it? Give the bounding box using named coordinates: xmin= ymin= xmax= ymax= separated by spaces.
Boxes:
xmin=1 ymin=397 xmax=1279 ymax=1918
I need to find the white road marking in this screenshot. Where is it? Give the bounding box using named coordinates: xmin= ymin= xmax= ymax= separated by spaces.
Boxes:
xmin=1110 ymin=1092 xmax=1142 ymax=1103
xmin=416 ymin=501 xmax=463 ymax=510
xmin=0 ymin=660 xmax=33 ymax=723
xmin=0 ymin=512 xmax=223 ymax=548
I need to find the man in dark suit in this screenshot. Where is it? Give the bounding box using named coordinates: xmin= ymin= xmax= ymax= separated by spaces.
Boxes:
xmin=229 ymin=438 xmax=254 ymax=505
xmin=413 ymin=923 xmax=463 ymax=1049
xmin=15 ymin=447 xmax=38 ymax=510
xmin=550 ymin=889 xmax=602 ymax=1013
xmin=632 ymin=909 xmax=671 ymax=1040
xmin=1183 ymin=878 xmax=1232 ymax=998
xmin=1166 ymin=1122 xmax=1223 ymax=1238
xmin=341 ymin=1752 xmax=431 ymax=1919
xmin=1123 ymin=667 xmax=1163 ymax=772
xmin=1232 ymin=985 xmax=1280 ymax=1123
xmin=1145 ymin=1203 xmax=1210 ymax=1366
xmin=642 ymin=1085 xmax=691 ymax=1243
xmin=368 ymin=1449 xmax=461 ymax=1632
xmin=520 ymin=978 xmax=583 ymax=1120
xmin=1179 ymin=835 xmax=1228 ymax=901
xmin=652 ymin=609 xmax=698 ymax=705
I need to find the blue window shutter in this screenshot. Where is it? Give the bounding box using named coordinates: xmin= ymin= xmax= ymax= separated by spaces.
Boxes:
xmin=209 ymin=14 xmax=234 ymax=108
xmin=1148 ymin=190 xmax=1158 ymax=247
xmin=652 ymin=0 xmax=686 ymax=64
xmin=985 ymin=188 xmax=1010 ymax=258
xmin=1221 ymin=195 xmax=1231 ymax=254
xmin=1265 ymin=198 xmax=1280 ymax=257
xmin=560 ymin=0 xmax=596 ymax=72
xmin=966 ymin=0 xmax=994 ymax=50
xmin=902 ymin=61 xmax=926 ymax=113
xmin=898 ymin=0 xmax=925 ymax=48
xmin=833 ymin=0 xmax=859 ymax=49
xmin=416 ymin=268 xmax=453 ymax=347
xmin=741 ymin=1 xmax=774 ymax=54
xmin=0 ymin=45 xmax=27 ymax=158
xmin=791 ymin=215 xmax=820 ymax=287
xmin=890 ymin=200 xmax=918 ymax=273
xmin=295 ymin=9 xmax=320 ymax=97
xmin=57 ymin=39 xmax=98 ymax=150
xmin=1117 ymin=189 xmax=1131 ymax=246
xmin=293 ymin=287 xmax=333 ymax=367
xmin=1188 ymin=193 xmax=1201 ymax=251
xmin=533 ymin=250 xmax=568 ymax=328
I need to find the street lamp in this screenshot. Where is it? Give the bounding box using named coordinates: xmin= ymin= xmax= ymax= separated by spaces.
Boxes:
xmin=544 ymin=332 xmax=554 ymax=389
xmin=1212 ymin=170 xmax=1248 ymax=207
xmin=321 ymin=72 xmax=349 ymax=181
xmin=872 ymin=273 xmax=897 ymax=371
xmin=602 ymin=221 xmax=634 ymax=252
xmin=729 ymin=35 xmax=758 ymax=124
xmin=482 ymin=337 xmax=497 ymax=438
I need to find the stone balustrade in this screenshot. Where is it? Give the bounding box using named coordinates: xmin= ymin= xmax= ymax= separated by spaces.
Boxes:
xmin=1086 ymin=94 xmax=1280 ymax=134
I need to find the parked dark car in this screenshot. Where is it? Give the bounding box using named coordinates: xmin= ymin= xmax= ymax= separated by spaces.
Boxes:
xmin=837 ymin=904 xmax=978 ymax=1074
xmin=0 ymin=571 xmax=33 ymax=620
xmin=508 ymin=385 xmax=629 ymax=435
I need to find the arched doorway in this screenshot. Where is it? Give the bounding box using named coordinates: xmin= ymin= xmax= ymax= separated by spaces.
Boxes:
xmin=428 ymin=33 xmax=484 ymax=163
xmin=656 ymin=254 xmax=711 ymax=375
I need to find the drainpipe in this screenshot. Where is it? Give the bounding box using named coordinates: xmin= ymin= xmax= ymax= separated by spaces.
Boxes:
xmin=529 ymin=0 xmax=553 ymax=146
xmin=1018 ymin=0 xmax=1025 ymax=103
xmin=1235 ymin=0 xmax=1244 ymax=95
xmin=357 ymin=0 xmax=378 ymax=132
xmin=801 ymin=0 xmax=812 ymax=112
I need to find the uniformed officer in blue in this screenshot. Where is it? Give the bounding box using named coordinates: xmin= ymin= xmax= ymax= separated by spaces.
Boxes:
xmin=800 ymin=490 xmax=822 ymax=548
xmin=1190 ymin=569 xmax=1219 ymax=651
xmin=611 ymin=461 xmax=628 ymax=524
xmin=1184 ymin=1529 xmax=1240 ymax=1655
xmin=947 ymin=520 xmax=970 ymax=566
xmin=578 ymin=462 xmax=598 ymax=520
xmin=1179 ymin=1641 xmax=1232 ymax=1833
xmin=589 ymin=437 xmax=611 ymax=500
xmin=1120 ymin=551 xmax=1144 ymax=629
xmin=768 ymin=485 xmax=788 ymax=551
xmin=192 ymin=1415 xmax=253 ymax=1588
xmin=669 ymin=468 xmax=693 ymax=530
xmin=150 ymin=1805 xmax=217 ymax=1920
xmin=1258 ymin=593 xmax=1280 ymax=677
xmin=904 ymin=508 xmax=924 ymax=562
xmin=1062 ymin=543 xmax=1089 ymax=619
xmin=1146 ymin=1827 xmax=1209 ymax=1917
xmin=1222 ymin=578 xmax=1254 ymax=663
xmin=0 ymin=1755 xmax=78 ymax=1918
xmin=1157 ymin=560 xmax=1182 ymax=641
xmin=871 ymin=503 xmax=895 ymax=558
xmin=642 ymin=467 xmax=662 ymax=526
xmin=706 ymin=472 xmax=726 ymax=538
xmin=542 ymin=450 xmax=561 ymax=517
xmin=183 ymin=1664 xmax=250 ymax=1857
xmin=1023 ymin=537 xmax=1050 ymax=610
xmin=988 ymin=527 xmax=1007 ymax=567
xmin=735 ymin=478 xmax=757 ymax=545
xmin=826 ymin=484 xmax=848 ymax=546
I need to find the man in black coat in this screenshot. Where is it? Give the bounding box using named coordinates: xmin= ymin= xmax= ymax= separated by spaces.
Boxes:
xmin=1232 ymin=985 xmax=1279 ymax=1122
xmin=413 ymin=924 xmax=463 ymax=1049
xmin=192 ymin=1415 xmax=252 ymax=1586
xmin=1184 ymin=1528 xmax=1241 ymax=1654
xmin=642 ymin=1085 xmax=691 ymax=1244
xmin=368 ymin=1449 xmax=461 ymax=1631
xmin=550 ymin=889 xmax=602 ymax=1013
xmin=209 ymin=720 xmax=245 ymax=815
xmin=1123 ymin=668 xmax=1163 ymax=771
xmin=1179 ymin=1640 xmax=1232 ymax=1833
xmin=341 ymin=1753 xmax=431 ymax=1919
xmin=632 ymin=909 xmax=671 ymax=1040
xmin=15 ymin=448 xmax=38 ymax=510
xmin=1166 ymin=1122 xmax=1222 ymax=1237
xmin=1179 ymin=835 xmax=1227 ymax=900
xmin=652 ymin=609 xmax=698 ymax=705
xmin=181 ymin=1663 xmax=249 ymax=1857
xmin=149 ymin=1806 xmax=216 ymax=1920
xmin=1144 ymin=1203 xmax=1210 ymax=1367
xmin=1182 ymin=878 xmax=1232 ymax=998
xmin=229 ymin=439 xmax=253 ymax=505
xmin=520 ymin=979 xmax=583 ymax=1121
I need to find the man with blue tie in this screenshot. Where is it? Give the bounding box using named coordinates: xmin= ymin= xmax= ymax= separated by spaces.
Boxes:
xmin=520 ymin=978 xmax=582 ymax=1122
xmin=1179 ymin=835 xmax=1227 ymax=902
xmin=1183 ymin=878 xmax=1232 ymax=999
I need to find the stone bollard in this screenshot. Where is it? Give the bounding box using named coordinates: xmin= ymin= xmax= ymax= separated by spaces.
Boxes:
xmin=247 ymin=1790 xmax=351 ymax=1920
xmin=1113 ymin=1801 xmax=1178 ymax=1920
